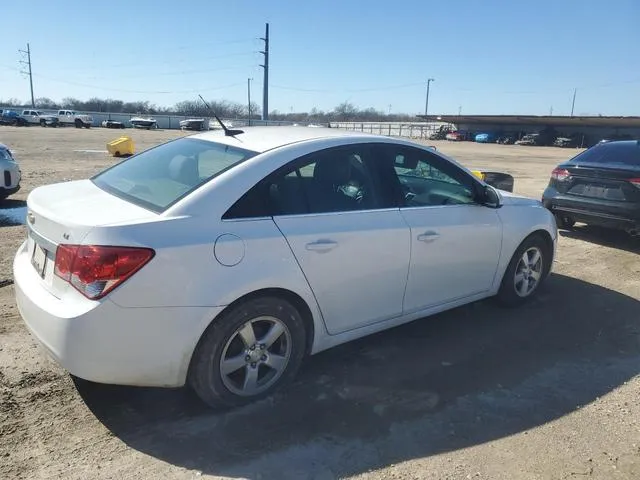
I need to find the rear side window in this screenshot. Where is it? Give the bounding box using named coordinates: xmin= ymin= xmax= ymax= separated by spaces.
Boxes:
xmin=92 ymin=138 xmax=257 ymax=212
xmin=224 ymin=145 xmax=381 ymax=218
xmin=570 ymin=142 xmax=640 ymax=167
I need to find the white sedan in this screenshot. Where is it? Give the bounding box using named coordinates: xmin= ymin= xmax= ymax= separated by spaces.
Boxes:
xmin=14 ymin=127 xmax=557 ymax=407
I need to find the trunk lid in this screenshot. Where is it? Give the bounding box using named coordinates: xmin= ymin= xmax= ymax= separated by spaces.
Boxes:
xmin=25 ymin=179 xmax=158 ymax=297
xmin=560 ymin=163 xmax=640 ymax=203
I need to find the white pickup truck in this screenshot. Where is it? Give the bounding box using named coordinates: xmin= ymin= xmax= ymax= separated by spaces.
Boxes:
xmin=56 ymin=110 xmax=93 ymax=128
xmin=20 ymin=110 xmax=59 ymax=127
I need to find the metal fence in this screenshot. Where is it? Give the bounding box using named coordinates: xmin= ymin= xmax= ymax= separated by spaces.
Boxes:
xmin=329 ymin=121 xmax=451 ymax=139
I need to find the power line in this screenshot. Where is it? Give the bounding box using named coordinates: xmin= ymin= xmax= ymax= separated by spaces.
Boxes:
xmin=18 ymin=43 xmax=35 ymax=107
xmin=46 ymin=51 xmax=260 ymax=73
xmin=30 ymin=72 xmax=245 ymax=95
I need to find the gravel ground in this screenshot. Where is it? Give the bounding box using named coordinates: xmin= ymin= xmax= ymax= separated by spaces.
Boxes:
xmin=0 ymin=126 xmax=638 ymax=480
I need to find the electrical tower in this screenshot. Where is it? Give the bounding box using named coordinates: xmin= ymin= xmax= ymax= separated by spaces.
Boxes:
xmin=19 ymin=43 xmax=35 ymax=108
xmin=259 ymin=23 xmax=269 ymax=121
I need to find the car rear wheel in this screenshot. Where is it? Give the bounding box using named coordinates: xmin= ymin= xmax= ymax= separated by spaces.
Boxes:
xmin=554 ymin=213 xmax=575 ymax=230
xmin=189 ymin=296 xmax=307 ymax=408
xmin=497 ymin=233 xmax=551 ymax=306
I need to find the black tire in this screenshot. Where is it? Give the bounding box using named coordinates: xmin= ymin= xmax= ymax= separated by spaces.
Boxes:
xmin=189 ymin=296 xmax=307 ymax=408
xmin=496 ymin=233 xmax=552 ymax=307
xmin=84 ymin=123 xmax=90 ymax=129
xmin=40 ymin=119 xmax=46 ymax=127
xmin=74 ymin=119 xmax=82 ymax=128
xmin=555 ymin=213 xmax=575 ymax=230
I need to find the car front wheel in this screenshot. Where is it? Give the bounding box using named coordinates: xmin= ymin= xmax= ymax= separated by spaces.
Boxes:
xmin=497 ymin=233 xmax=551 ymax=306
xmin=189 ymin=296 xmax=307 ymax=408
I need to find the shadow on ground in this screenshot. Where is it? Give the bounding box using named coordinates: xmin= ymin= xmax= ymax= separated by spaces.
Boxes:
xmin=560 ymin=225 xmax=639 ymax=254
xmin=76 ymin=273 xmax=640 ymax=479
xmin=0 ymin=200 xmax=27 ymax=227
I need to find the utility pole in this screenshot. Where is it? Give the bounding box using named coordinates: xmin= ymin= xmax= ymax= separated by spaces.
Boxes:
xmin=247 ymin=78 xmax=252 ymax=125
xmin=19 ymin=43 xmax=35 ymax=108
xmin=259 ymin=23 xmax=269 ymax=121
xmin=424 ymin=78 xmax=435 ymax=118
xmin=570 ymin=88 xmax=577 ymax=117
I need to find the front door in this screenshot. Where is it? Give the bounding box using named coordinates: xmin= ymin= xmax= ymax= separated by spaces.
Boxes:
xmin=269 ymin=145 xmax=411 ymax=334
xmin=376 ymin=144 xmax=503 ymax=314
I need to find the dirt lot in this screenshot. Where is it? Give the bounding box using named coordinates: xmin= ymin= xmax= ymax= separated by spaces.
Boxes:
xmin=0 ymin=126 xmax=639 ymax=480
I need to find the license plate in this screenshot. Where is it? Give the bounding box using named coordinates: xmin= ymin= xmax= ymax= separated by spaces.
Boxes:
xmin=583 ymin=185 xmax=607 ymax=198
xmin=31 ymin=242 xmax=48 ymax=278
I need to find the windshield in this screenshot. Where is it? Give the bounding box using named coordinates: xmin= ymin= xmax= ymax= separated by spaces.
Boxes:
xmin=92 ymin=138 xmax=257 ymax=212
xmin=0 ymin=149 xmax=12 ymax=161
xmin=569 ymin=141 xmax=640 ymax=167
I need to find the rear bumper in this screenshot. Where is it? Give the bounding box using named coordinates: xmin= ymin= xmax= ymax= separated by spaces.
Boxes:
xmin=13 ymin=242 xmax=222 ymax=387
xmin=542 ymin=187 xmax=640 ymax=230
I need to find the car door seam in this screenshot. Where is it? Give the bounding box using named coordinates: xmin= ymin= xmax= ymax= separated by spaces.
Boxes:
xmin=270 ymin=217 xmax=330 ymax=335
xmin=397 ymin=208 xmax=413 ymax=314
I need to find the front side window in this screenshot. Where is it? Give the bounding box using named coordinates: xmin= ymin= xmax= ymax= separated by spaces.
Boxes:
xmin=381 ymin=146 xmax=478 ymax=207
xmin=224 ymin=145 xmax=381 ymax=218
xmin=93 ymin=138 xmax=257 ymax=212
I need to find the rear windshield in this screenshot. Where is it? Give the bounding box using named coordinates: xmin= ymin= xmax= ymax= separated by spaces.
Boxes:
xmin=570 ymin=141 xmax=640 ymax=167
xmin=92 ymin=138 xmax=257 ymax=212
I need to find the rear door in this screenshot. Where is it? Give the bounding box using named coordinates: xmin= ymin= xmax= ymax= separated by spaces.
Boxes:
xmin=263 ymin=144 xmax=411 ymax=335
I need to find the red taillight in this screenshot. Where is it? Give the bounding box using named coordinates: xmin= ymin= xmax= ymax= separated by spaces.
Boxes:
xmin=54 ymin=245 xmax=154 ymax=300
xmin=551 ymin=167 xmax=570 ymax=182
xmin=629 ymin=178 xmax=640 ymax=189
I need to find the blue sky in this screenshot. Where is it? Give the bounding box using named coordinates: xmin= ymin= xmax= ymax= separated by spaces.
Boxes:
xmin=1 ymin=0 xmax=638 ymax=115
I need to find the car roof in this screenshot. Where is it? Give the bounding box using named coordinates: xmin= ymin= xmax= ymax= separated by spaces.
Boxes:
xmin=190 ymin=126 xmax=381 ymax=153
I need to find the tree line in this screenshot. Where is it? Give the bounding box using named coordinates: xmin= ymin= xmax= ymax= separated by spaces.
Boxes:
xmin=0 ymin=97 xmax=418 ymax=122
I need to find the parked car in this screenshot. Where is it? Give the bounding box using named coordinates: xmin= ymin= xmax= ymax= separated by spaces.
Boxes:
xmin=553 ymin=137 xmax=578 ymax=148
xmin=14 ymin=127 xmax=557 ymax=408
xmin=496 ymin=135 xmax=515 ymax=145
xmin=542 ymin=140 xmax=640 ymax=234
xmin=101 ymin=120 xmax=125 ymax=129
xmin=56 ymin=110 xmax=93 ymax=129
xmin=0 ymin=109 xmax=24 ymax=126
xmin=20 ymin=110 xmax=58 ymax=127
xmin=130 ymin=116 xmax=157 ymax=129
xmin=475 ymin=133 xmax=497 ymax=143
xmin=0 ymin=143 xmax=21 ymax=199
xmin=446 ymin=130 xmax=473 ymax=141
xmin=428 ymin=125 xmax=453 ymax=140
xmin=515 ymin=133 xmax=540 ymax=146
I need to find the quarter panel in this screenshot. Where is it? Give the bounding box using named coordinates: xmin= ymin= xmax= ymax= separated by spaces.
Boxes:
xmin=90 ymin=217 xmax=320 ymax=318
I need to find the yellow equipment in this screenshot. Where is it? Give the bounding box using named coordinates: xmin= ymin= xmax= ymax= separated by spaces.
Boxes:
xmin=471 ymin=170 xmax=485 ymax=180
xmin=107 ymin=136 xmax=135 ymax=157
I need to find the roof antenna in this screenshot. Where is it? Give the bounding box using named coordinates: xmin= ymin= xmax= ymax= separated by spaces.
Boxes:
xmin=198 ymin=94 xmax=244 ymax=136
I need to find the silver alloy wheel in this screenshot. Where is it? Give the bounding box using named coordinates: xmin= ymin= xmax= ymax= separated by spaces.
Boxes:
xmin=219 ymin=315 xmax=292 ymax=397
xmin=514 ymin=246 xmax=543 ymax=297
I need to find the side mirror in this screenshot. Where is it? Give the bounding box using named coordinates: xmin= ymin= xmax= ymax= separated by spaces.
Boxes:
xmin=482 ymin=185 xmax=502 ymax=208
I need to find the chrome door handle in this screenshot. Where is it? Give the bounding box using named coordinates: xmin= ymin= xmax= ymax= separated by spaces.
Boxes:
xmin=305 ymin=240 xmax=338 ymax=252
xmin=417 ymin=231 xmax=440 ymax=242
